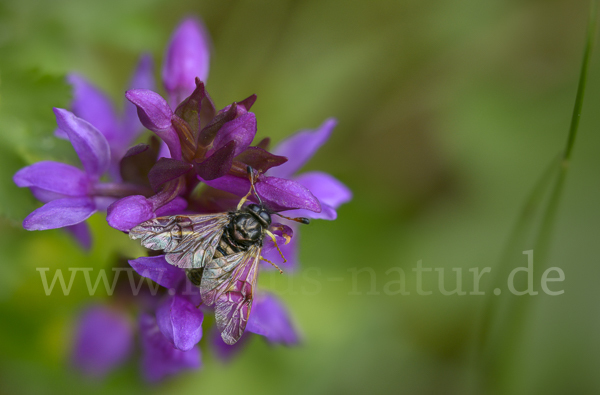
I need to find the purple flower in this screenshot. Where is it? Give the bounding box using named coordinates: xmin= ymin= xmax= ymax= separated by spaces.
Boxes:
xmin=71 ymin=305 xmax=134 ymax=378
xmin=71 ymin=257 xmax=204 ymax=382
xmin=13 ymin=109 xmax=150 ymax=240
xmin=57 ymin=55 xmax=155 ymax=180
xmin=163 ymin=17 xmax=211 ymax=105
xmin=139 ymin=313 xmax=201 ymax=382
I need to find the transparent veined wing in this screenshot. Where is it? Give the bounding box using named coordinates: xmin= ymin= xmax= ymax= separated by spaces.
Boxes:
xmin=200 ymin=245 xmax=261 ymax=345
xmin=129 ymin=213 xmax=231 ymax=269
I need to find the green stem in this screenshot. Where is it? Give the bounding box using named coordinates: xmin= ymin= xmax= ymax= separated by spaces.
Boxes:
xmin=564 ymin=0 xmax=597 ymax=162
xmin=476 ymin=1 xmax=598 ymax=392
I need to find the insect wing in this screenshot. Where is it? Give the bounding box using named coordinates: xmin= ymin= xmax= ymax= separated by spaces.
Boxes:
xmin=129 ymin=213 xmax=230 ymax=269
xmin=200 ymin=245 xmax=261 ymax=345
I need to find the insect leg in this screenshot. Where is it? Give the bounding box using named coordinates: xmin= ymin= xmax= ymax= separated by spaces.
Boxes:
xmin=265 ymin=229 xmax=287 ymax=265
xmin=260 ymin=256 xmax=283 ymax=274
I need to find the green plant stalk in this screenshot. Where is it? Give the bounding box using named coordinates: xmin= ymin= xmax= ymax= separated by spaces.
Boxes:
xmin=475 ymin=1 xmax=598 ymax=392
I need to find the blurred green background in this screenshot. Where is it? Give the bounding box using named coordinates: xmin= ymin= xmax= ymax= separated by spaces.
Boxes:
xmin=1 ymin=0 xmax=600 ymax=394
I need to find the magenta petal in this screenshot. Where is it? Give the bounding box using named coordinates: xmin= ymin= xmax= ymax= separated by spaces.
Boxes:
xmin=200 ymin=174 xmax=251 ymax=197
xmin=270 ymin=118 xmax=337 ymax=179
xmin=256 ymin=176 xmax=321 ymax=213
xmin=154 ymin=196 xmax=188 ymax=217
xmin=162 ymin=17 xmax=211 ymax=105
xmin=148 ymin=158 xmax=192 ymax=192
xmin=123 ymin=54 xmax=156 ymax=140
xmin=125 ymin=89 xmax=182 ymax=160
xmin=201 ymin=175 xmax=320 ymax=212
xmin=65 ymin=74 xmax=120 ymax=148
xmin=29 ymin=187 xmax=71 ymax=203
xmin=283 ymin=171 xmax=352 ymax=220
xmin=65 ymin=222 xmax=92 ymax=250
xmin=139 ymin=313 xmax=201 ymax=382
xmin=129 ymin=255 xmax=186 ymax=289
xmin=14 ymin=161 xmax=90 ymax=196
xmin=247 ymin=293 xmax=300 ymax=345
xmin=53 ymin=108 xmax=111 ymax=178
xmin=72 ymin=305 xmax=133 ymax=378
xmin=195 ymin=140 xmax=236 ymax=181
xmin=295 ymin=171 xmax=352 ymax=208
xmin=106 ymin=195 xmax=154 ymax=232
xmin=23 ymin=197 xmax=96 ymax=230
xmin=29 ymin=187 xmax=68 ymax=203
xmin=156 ymin=294 xmax=204 ymax=351
xmin=209 ymin=112 xmax=257 ymax=157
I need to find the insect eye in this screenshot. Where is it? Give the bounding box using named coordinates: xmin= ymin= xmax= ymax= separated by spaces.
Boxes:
xmin=259 ymin=211 xmax=271 ymax=225
xmin=247 ymin=204 xmax=260 ymax=214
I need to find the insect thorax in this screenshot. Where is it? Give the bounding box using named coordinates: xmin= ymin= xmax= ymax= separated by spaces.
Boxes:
xmin=186 ymin=205 xmax=271 ymax=287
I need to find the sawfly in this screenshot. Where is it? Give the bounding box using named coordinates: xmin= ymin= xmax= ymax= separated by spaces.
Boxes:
xmin=129 ymin=167 xmax=309 ymax=344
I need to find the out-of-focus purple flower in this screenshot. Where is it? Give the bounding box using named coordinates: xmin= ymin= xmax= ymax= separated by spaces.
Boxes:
xmin=71 ymin=305 xmax=134 ymax=378
xmin=13 ymin=109 xmax=150 ymax=237
xmin=247 ymin=293 xmax=300 ymax=344
xmin=57 ymin=55 xmax=155 ymax=179
xmin=139 ymin=313 xmax=201 ymax=382
xmin=163 ymin=17 xmax=211 ymax=105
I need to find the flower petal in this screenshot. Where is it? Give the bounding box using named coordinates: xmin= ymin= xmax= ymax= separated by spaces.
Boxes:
xmin=283 ymin=171 xmax=352 ymax=220
xmin=174 ymin=79 xmax=216 ymax=137
xmin=123 ymin=54 xmax=156 ymax=141
xmin=64 ymin=74 xmax=121 ymax=148
xmin=154 ymin=196 xmax=188 ymax=217
xmin=106 ymin=195 xmax=154 ymax=232
xmin=209 ymin=112 xmax=256 ymax=157
xmin=257 ymin=176 xmax=321 ymax=212
xmin=201 ymin=175 xmax=321 ymax=212
xmin=162 ymin=17 xmax=211 ymax=105
xmin=148 ymin=158 xmax=192 ymax=192
xmin=29 ymin=187 xmax=68 ymax=203
xmin=65 ymin=222 xmax=92 ymax=250
xmin=128 ymin=255 xmax=186 ymax=289
xmin=195 ymin=140 xmax=236 ymax=181
xmin=72 ymin=305 xmax=133 ymax=378
xmin=199 ymin=174 xmax=252 ymax=199
xmin=23 ymin=197 xmax=96 ymax=230
xmin=125 ymin=89 xmax=182 ymax=160
xmin=14 ymin=161 xmax=90 ymax=196
xmin=139 ymin=313 xmax=201 ymax=382
xmin=156 ymin=294 xmax=204 ymax=351
xmin=247 ymin=293 xmax=300 ymax=345
xmin=295 ymin=171 xmax=352 ymax=208
xmin=234 ymin=147 xmax=287 ymax=174
xmin=53 ymin=108 xmax=111 ymax=178
xmin=270 ymin=118 xmax=337 ymax=179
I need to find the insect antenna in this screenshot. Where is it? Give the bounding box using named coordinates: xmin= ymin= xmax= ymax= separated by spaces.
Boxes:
xmin=247 ymin=166 xmax=264 ymax=206
xmin=273 ymin=213 xmax=311 ymax=225
xmin=236 ymin=166 xmax=264 ymax=210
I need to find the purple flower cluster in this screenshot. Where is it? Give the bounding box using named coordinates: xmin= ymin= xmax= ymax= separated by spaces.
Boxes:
xmin=14 ymin=17 xmax=351 ymax=381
